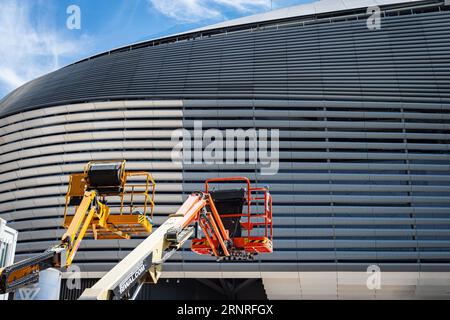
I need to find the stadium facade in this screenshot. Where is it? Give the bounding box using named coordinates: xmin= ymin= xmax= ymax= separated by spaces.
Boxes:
xmin=1 ymin=0 xmax=450 ymax=299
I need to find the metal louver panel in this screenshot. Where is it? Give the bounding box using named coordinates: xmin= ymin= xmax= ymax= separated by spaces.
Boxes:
xmin=0 ymin=1 xmax=449 ymax=275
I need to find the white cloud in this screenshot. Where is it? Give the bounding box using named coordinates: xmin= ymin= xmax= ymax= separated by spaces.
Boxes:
xmin=150 ymin=0 xmax=221 ymax=22
xmin=0 ymin=0 xmax=90 ymax=96
xmin=214 ymin=0 xmax=272 ymax=12
xmin=149 ymin=0 xmax=272 ymax=22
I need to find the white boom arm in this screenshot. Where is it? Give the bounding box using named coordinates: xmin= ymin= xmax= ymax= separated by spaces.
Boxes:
xmin=79 ymin=194 xmax=206 ymax=300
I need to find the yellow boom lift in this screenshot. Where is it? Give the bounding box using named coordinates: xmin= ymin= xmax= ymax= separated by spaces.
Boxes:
xmin=0 ymin=161 xmax=156 ymax=294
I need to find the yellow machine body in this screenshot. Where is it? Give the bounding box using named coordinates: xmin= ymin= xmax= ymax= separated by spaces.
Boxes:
xmin=0 ymin=160 xmax=156 ymax=294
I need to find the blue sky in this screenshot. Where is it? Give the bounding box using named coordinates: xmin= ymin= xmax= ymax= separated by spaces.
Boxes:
xmin=0 ymin=0 xmax=314 ymax=99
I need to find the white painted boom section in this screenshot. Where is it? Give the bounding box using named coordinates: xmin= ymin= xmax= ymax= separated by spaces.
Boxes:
xmin=79 ymin=216 xmax=183 ymax=299
xmin=79 ymin=195 xmax=203 ymax=300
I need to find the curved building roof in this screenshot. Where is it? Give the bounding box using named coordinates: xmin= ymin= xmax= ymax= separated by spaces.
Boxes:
xmin=186 ymin=0 xmax=423 ymax=33
xmin=0 ymin=0 xmax=444 ymax=117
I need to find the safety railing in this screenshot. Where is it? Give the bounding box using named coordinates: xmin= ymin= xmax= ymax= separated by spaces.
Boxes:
xmin=205 ymin=177 xmax=273 ymax=241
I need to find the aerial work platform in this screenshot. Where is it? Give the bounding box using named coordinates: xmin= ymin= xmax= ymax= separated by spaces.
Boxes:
xmin=0 ymin=161 xmax=273 ymax=300
xmin=63 ymin=161 xmax=155 ymax=241
xmin=191 ymin=177 xmax=273 ymax=260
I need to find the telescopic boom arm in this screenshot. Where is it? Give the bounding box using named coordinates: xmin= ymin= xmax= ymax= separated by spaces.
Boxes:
xmin=80 ymin=193 xmax=217 ymax=300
